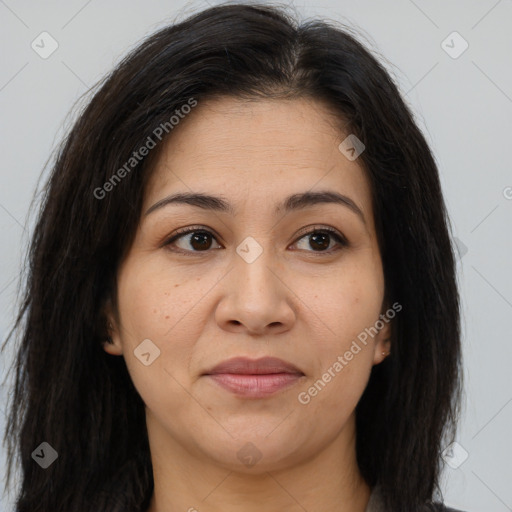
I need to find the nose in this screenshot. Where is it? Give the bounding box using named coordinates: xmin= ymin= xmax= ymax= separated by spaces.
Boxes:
xmin=214 ymin=248 xmax=296 ymax=336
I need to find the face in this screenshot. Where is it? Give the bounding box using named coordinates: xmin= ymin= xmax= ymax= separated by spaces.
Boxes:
xmin=104 ymin=96 xmax=391 ymax=473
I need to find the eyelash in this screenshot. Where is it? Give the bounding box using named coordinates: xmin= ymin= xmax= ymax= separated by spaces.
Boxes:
xmin=163 ymin=225 xmax=349 ymax=256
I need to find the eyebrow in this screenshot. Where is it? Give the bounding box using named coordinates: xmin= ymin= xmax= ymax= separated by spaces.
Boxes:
xmin=145 ymin=190 xmax=366 ymax=225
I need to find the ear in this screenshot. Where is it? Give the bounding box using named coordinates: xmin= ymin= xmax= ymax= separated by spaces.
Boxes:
xmin=372 ymin=305 xmax=393 ymax=366
xmin=101 ymin=299 xmax=123 ymax=356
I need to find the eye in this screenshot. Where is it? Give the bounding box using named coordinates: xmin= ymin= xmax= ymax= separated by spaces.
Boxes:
xmin=164 ymin=226 xmax=222 ymax=253
xmin=163 ymin=225 xmax=348 ymax=255
xmin=291 ymin=226 xmax=348 ymax=253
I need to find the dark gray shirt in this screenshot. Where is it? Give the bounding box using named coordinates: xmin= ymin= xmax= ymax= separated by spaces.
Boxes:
xmin=365 ymin=486 xmax=385 ymax=512
xmin=365 ymin=486 xmax=465 ymax=512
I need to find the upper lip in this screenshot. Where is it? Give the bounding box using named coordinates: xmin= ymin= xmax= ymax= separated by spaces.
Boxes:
xmin=204 ymin=357 xmax=304 ymax=375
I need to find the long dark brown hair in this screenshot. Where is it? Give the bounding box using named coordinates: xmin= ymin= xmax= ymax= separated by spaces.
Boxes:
xmin=2 ymin=3 xmax=462 ymax=511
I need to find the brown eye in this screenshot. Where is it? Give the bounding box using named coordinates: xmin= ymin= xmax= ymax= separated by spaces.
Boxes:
xmin=292 ymin=227 xmax=348 ymax=253
xmin=188 ymin=231 xmax=214 ymax=250
xmin=308 ymin=232 xmax=330 ymax=251
xmin=165 ymin=228 xmax=222 ymax=253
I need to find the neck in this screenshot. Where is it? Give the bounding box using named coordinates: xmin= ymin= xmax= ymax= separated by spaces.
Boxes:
xmin=146 ymin=412 xmax=372 ymax=512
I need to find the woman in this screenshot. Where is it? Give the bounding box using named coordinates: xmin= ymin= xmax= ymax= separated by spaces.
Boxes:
xmin=3 ymin=3 xmax=465 ymax=511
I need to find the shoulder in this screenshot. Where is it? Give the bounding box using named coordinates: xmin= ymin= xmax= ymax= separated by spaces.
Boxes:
xmin=366 ymin=486 xmax=468 ymax=512
xmin=415 ymin=502 xmax=468 ymax=512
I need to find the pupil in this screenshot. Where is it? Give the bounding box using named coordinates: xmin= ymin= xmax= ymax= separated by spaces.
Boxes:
xmin=310 ymin=233 xmax=329 ymax=251
xmin=191 ymin=232 xmax=212 ymax=250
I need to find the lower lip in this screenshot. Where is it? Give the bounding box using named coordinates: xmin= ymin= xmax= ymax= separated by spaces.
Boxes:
xmin=206 ymin=373 xmax=304 ymax=398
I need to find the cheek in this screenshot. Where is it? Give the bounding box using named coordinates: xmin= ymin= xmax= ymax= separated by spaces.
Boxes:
xmin=292 ymin=257 xmax=383 ymax=408
xmin=296 ymin=358 xmax=372 ymax=439
xmin=116 ymin=258 xmax=209 ymax=344
xmin=114 ymin=260 xmax=205 ymax=390
xmin=114 ymin=263 xmax=207 ymax=420
xmin=296 ymin=260 xmax=384 ymax=351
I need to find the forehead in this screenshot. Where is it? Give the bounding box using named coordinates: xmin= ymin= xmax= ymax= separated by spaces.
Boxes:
xmin=143 ymin=96 xmax=374 ymax=223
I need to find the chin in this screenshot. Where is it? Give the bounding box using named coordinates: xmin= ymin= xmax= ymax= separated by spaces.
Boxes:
xmin=200 ymin=430 xmax=313 ymax=474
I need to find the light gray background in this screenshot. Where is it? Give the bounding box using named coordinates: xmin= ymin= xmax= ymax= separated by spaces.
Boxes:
xmin=1 ymin=1 xmax=511 ymax=511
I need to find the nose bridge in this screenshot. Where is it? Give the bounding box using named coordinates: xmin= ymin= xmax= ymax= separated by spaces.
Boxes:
xmin=233 ymin=235 xmax=277 ymax=297
xmin=214 ymin=234 xmax=295 ymax=334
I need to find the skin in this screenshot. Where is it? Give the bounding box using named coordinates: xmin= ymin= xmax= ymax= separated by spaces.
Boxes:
xmin=104 ymin=96 xmax=392 ymax=512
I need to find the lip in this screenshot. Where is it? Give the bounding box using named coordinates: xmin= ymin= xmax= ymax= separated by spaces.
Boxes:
xmin=203 ymin=357 xmax=305 ymax=398
xmin=205 ymin=356 xmax=303 ymax=375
